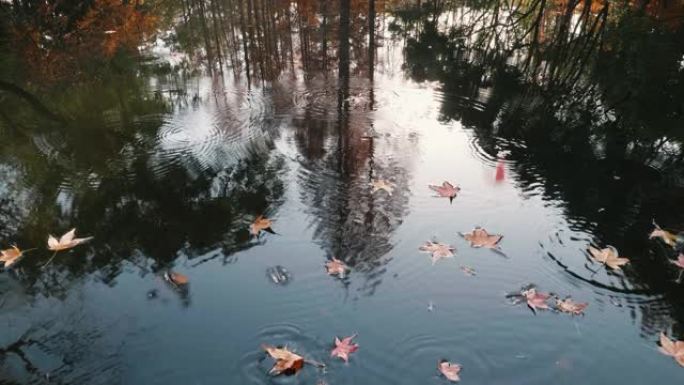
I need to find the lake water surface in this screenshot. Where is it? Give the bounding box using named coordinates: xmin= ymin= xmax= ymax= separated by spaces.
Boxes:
xmin=1 ymin=1 xmax=684 ymax=384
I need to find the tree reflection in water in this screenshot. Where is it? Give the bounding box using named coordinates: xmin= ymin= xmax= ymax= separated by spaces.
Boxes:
xmin=0 ymin=0 xmax=684 ymax=382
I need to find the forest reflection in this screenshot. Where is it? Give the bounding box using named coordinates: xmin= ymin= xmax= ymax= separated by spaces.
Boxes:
xmin=3 ymin=1 xmax=684 ymax=382
xmin=389 ymin=0 xmax=684 ymax=331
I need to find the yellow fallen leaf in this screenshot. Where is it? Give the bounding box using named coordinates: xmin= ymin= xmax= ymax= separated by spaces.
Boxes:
xmin=0 ymin=246 xmax=26 ymax=268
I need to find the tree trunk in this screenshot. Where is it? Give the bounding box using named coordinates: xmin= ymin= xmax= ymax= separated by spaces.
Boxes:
xmin=369 ymin=0 xmax=375 ymax=80
xmin=237 ymin=0 xmax=252 ymax=84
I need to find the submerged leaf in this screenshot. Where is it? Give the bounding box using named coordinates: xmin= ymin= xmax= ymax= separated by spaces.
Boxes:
xmin=370 ymin=179 xmax=394 ymax=195
xmin=429 ymin=181 xmax=460 ymax=202
xmin=47 ymin=228 xmax=92 ymax=251
xmin=555 ymin=298 xmax=588 ymax=315
xmin=164 ymin=271 xmax=189 ymax=286
xmin=250 ymin=215 xmax=273 ymax=236
xmin=262 ymin=345 xmax=305 ymax=375
xmin=438 ymin=360 xmax=462 ymax=382
xmin=658 ymin=333 xmax=684 ymax=367
xmin=588 ymin=246 xmax=629 ymax=270
xmin=331 ymin=334 xmax=358 ymax=362
xmin=461 ymin=227 xmax=503 ymax=249
xmin=325 ymin=257 xmax=349 ymax=277
xmin=460 ymin=265 xmax=476 ymax=276
xmin=419 ymin=241 xmax=455 ymax=264
xmin=0 ymin=246 xmax=26 ymax=268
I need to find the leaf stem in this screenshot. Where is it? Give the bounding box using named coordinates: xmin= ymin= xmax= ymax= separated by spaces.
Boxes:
xmin=42 ymin=251 xmax=58 ymax=269
xmin=304 ymin=358 xmax=326 ymax=368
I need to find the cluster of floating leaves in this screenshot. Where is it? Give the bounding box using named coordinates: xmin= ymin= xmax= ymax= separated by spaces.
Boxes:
xmin=261 ymin=335 xmax=358 ymax=376
xmin=1 ymin=229 xmax=92 ymax=270
xmin=650 ymin=221 xmax=684 ymax=283
xmin=649 ymin=222 xmax=684 ymax=367
xmin=506 ymin=285 xmax=588 ymax=315
xmin=3 ymin=180 xmax=683 ymax=381
xmin=248 ymin=183 xmax=684 ymax=381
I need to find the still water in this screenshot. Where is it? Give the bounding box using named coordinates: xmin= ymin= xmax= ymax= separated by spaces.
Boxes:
xmin=1 ymin=1 xmax=684 ymax=384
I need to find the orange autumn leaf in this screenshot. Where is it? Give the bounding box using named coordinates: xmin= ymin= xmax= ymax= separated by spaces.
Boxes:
xmin=250 ymin=215 xmax=273 ymax=236
xmin=658 ymin=333 xmax=684 ymax=367
xmin=461 ymin=227 xmax=503 ymax=249
xmin=164 ymin=271 xmax=189 ymax=286
xmin=262 ymin=345 xmax=305 ymax=375
xmin=0 ymin=246 xmax=26 ymax=268
xmin=555 ymin=298 xmax=588 ymax=315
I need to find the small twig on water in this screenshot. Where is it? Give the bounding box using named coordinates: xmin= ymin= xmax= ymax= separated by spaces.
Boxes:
xmin=41 ymin=251 xmax=58 ymax=269
xmin=304 ymin=358 xmax=326 ymax=369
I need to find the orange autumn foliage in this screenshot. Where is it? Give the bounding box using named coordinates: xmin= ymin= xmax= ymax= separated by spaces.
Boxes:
xmin=11 ymin=0 xmax=158 ymax=81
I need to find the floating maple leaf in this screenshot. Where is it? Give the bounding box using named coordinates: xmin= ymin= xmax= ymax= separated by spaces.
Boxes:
xmin=672 ymin=254 xmax=684 ymax=269
xmin=588 ymin=246 xmax=629 ymax=270
xmin=658 ymin=333 xmax=684 ymax=367
xmin=164 ymin=271 xmax=189 ymax=286
xmin=43 ymin=229 xmax=93 ymax=268
xmin=331 ymin=334 xmax=358 ymax=362
xmin=429 ymin=181 xmax=460 ymax=202
xmin=650 ymin=221 xmax=680 ymax=248
xmin=0 ymin=246 xmax=28 ymax=268
xmin=47 ymin=229 xmax=92 ymax=251
xmin=438 ymin=360 xmax=462 ymax=382
xmin=250 ymin=216 xmax=274 ymax=236
xmin=460 ymin=265 xmax=476 ymax=276
xmin=555 ymin=298 xmax=588 ymax=315
xmin=419 ymin=241 xmax=455 ymax=264
xmin=325 ymin=258 xmax=349 ymax=277
xmin=523 ymin=288 xmax=551 ymax=313
xmin=262 ymin=345 xmax=305 ymax=375
xmin=370 ymin=179 xmax=394 ymax=195
xmin=461 ymin=227 xmax=503 ymax=249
